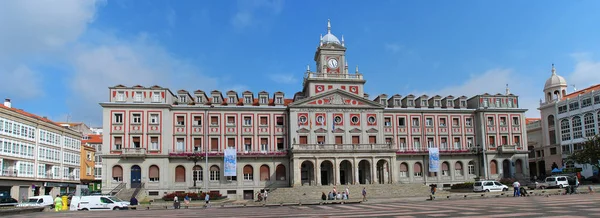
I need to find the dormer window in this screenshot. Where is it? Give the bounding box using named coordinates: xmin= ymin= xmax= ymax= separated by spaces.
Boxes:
xmin=179 ymin=96 xmax=187 ymax=103
xmin=117 ymin=91 xmax=124 ymax=101
xmin=152 ymin=92 xmax=160 ymax=102
xmin=421 ymin=100 xmax=427 ymax=106
xmin=275 ymin=97 xmax=283 ymax=104
xmin=447 ymin=100 xmax=453 ymax=107
xmin=196 ymin=96 xmax=203 ymax=103
xmin=134 ymin=92 xmax=143 ymax=102
xmin=495 ymin=99 xmax=501 ymax=107
xmin=507 ymin=99 xmax=513 ymax=108
xmin=460 ymin=101 xmax=466 ymax=107
xmin=244 ymin=96 xmax=252 ymax=104
xmin=394 ymin=99 xmax=401 ymax=106
xmin=260 ymin=96 xmax=267 ymax=104
xmin=212 ymin=96 xmax=219 ymax=104
xmin=408 ymin=99 xmax=414 ymax=106
xmin=229 ymin=97 xmax=236 ymax=104
xmin=380 ymin=99 xmax=386 ymax=105
xmin=483 ymin=99 xmax=489 ymax=107
xmin=434 ymin=100 xmax=441 ymax=107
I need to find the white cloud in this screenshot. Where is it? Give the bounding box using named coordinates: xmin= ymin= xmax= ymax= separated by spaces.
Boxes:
xmin=269 ymin=74 xmax=297 ymax=84
xmin=231 ymin=0 xmax=284 ymax=30
xmin=567 ymin=53 xmax=600 ymax=90
xmin=0 ymin=65 xmax=44 ymax=99
xmin=421 ymin=68 xmax=541 ymax=118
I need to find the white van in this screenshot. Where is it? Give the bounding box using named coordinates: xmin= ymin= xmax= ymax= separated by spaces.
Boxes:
xmin=473 ymin=180 xmax=509 ymax=192
xmin=17 ymin=195 xmax=54 ymax=208
xmin=545 ymin=176 xmax=570 ymax=188
xmin=70 ymin=196 xmax=130 ymax=211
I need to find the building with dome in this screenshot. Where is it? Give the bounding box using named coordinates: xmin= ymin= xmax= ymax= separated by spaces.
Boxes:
xmin=100 ymin=20 xmax=530 ymax=200
xmin=528 ymin=64 xmax=600 ymax=178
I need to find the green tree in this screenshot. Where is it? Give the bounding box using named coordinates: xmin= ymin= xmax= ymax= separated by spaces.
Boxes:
xmin=568 ymin=135 xmax=600 ymax=169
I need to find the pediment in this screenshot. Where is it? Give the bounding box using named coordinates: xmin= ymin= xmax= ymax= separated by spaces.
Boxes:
xmin=349 ymin=128 xmax=362 ymax=133
xmin=366 ymin=128 xmax=379 ymax=133
xmin=332 ymin=128 xmax=345 ymax=133
xmin=289 ymin=89 xmax=384 ymax=108
xmin=314 ymin=128 xmax=327 ymax=133
xmin=296 ymin=128 xmax=310 ymax=133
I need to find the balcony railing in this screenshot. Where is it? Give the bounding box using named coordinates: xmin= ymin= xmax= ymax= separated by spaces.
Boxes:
xmin=305 ymin=72 xmax=364 ymax=80
xmin=168 ymin=149 xmax=287 ymax=157
xmin=497 ymin=145 xmax=523 ymax=153
xmin=291 ymin=144 xmax=395 ymax=152
xmin=397 ymin=148 xmax=470 ymax=154
xmin=1 ymin=169 xmax=18 ymax=177
xmin=121 ymin=148 xmax=147 ymax=157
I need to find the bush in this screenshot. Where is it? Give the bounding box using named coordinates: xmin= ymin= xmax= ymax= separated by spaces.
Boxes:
xmin=451 ymin=182 xmax=474 ymax=189
xmin=498 ymin=178 xmax=516 ymax=185
xmin=161 ymin=192 xmax=223 ymax=201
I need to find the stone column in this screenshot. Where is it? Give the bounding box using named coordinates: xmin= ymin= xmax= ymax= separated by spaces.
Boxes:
xmin=334 ymin=158 xmax=340 ymax=185
xmin=389 ymin=157 xmax=396 ymax=184
xmin=315 ymin=158 xmax=321 ymax=186
xmin=292 ymin=158 xmax=301 ymax=187
xmin=352 ymin=157 xmax=358 ymax=185
xmin=371 ymin=157 xmax=377 ymax=184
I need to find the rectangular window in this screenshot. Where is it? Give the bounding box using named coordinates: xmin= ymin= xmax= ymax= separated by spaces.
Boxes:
xmin=398 ymin=117 xmax=406 ymax=126
xmin=468 ymin=164 xmax=475 ymax=175
xmin=227 ymin=138 xmax=235 ymax=149
xmin=352 ymin=136 xmax=360 ymax=145
xmin=440 ymin=138 xmax=447 ymax=150
xmin=193 ymin=116 xmax=202 ymax=126
xmin=413 ymin=138 xmax=421 ymax=150
xmin=453 ymin=138 xmax=460 ymax=149
xmin=196 ymin=96 xmax=203 ymax=103
xmin=152 ymin=92 xmax=160 ymax=102
xmin=550 ymin=147 xmax=557 ymax=155
xmin=317 ymin=136 xmax=325 ymax=144
xmin=465 ymin=118 xmax=472 ymax=127
xmin=276 ymin=117 xmax=284 ymax=126
xmin=412 ymin=118 xmax=419 ymax=126
xmin=193 ymin=138 xmax=201 ymax=152
xmin=467 ymin=137 xmax=473 ymax=148
xmin=176 ymin=116 xmax=185 ymax=126
xmin=335 ymin=136 xmax=343 ymax=145
xmin=260 ymin=117 xmax=268 ymax=126
xmin=134 ymin=92 xmax=142 ymax=102
xmin=512 ymin=117 xmax=519 ymax=126
xmin=150 ymin=137 xmax=159 ymax=151
xmin=369 ymin=136 xmax=377 ymax=144
xmin=244 ymin=138 xmax=252 ymax=152
xmin=150 ymin=114 xmax=159 ymax=124
xmin=210 ymin=138 xmax=219 ymax=151
xmin=582 ymin=98 xmax=592 ymax=107
xmin=227 ymin=116 xmax=235 ymax=125
xmin=260 ymin=138 xmax=268 ymax=152
xmin=299 ymin=136 xmax=307 ymax=144
xmin=176 ymin=138 xmax=185 ymax=152
xmin=179 ymin=96 xmax=187 ymax=103
xmin=243 ymin=117 xmax=252 ymax=126
xmin=260 ymin=97 xmax=267 ymax=104
xmin=116 ymin=91 xmax=124 ymax=101
xmin=277 ymin=138 xmax=284 ymax=151
xmin=487 ymin=117 xmax=494 ymax=126
xmin=212 ymin=96 xmax=219 ymax=104
xmin=384 ymin=117 xmax=391 ymax=127
xmin=408 ymin=99 xmax=414 ymax=106
xmin=439 ymin=118 xmax=446 ymax=127
xmin=488 ymin=136 xmax=495 ymax=147
xmin=425 ymin=118 xmax=433 ymax=127
xmin=132 ymin=114 xmax=141 ymax=124
xmin=244 ymin=96 xmax=251 ymax=104
xmin=114 ymin=114 xmax=123 ymax=124
xmin=427 ymin=138 xmax=434 ymax=148
xmin=398 ymin=138 xmax=406 ymax=150
xmin=113 ymin=137 xmax=122 ymax=150
xmin=275 ymin=97 xmax=283 ymax=104
xmin=229 ymin=97 xmax=236 ymax=104
xmin=499 ymin=117 xmax=506 ymax=126
xmin=452 ymin=118 xmax=459 ymax=127
xmin=132 ymin=137 xmax=141 ymax=148
xmin=210 ymin=116 xmax=218 ymax=125
xmin=513 ymin=136 xmax=521 ymax=146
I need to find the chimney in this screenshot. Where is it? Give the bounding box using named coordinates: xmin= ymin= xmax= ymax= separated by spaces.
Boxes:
xmin=4 ymin=99 xmax=11 ymax=108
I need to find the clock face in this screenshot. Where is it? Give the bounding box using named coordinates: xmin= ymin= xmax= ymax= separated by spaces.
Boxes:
xmin=327 ymin=58 xmax=338 ymax=68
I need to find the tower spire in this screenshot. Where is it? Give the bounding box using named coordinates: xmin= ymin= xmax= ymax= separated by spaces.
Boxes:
xmin=505 ymin=84 xmax=510 ymax=95
xmin=355 ymin=65 xmax=359 ymax=74
xmin=341 ymin=35 xmax=345 ymax=46
xmin=320 ymin=34 xmax=323 ymax=46
xmin=327 ymin=19 xmax=331 ymax=34
xmin=551 ymin=63 xmax=556 ymax=75
xmin=306 ymin=64 xmax=310 ymax=72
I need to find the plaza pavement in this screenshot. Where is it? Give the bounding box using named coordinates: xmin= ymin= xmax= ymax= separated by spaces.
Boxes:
xmin=6 ymin=193 xmax=600 ymax=218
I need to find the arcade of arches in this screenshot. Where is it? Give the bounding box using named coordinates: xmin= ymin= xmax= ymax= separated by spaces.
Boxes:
xmin=298 ymin=158 xmax=391 ymax=186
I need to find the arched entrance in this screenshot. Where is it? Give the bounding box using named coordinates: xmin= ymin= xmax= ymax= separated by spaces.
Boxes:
xmin=300 ymin=161 xmax=315 ymax=185
xmin=339 ymin=160 xmax=353 ymax=185
xmin=320 ymin=161 xmax=334 ymax=185
xmin=376 ymin=160 xmax=389 ymax=184
xmin=515 ymin=159 xmax=523 ymax=177
xmin=131 ymin=165 xmax=141 ymax=188
xmin=502 ymin=160 xmax=511 ymax=178
xmin=358 ymin=160 xmax=371 ymax=184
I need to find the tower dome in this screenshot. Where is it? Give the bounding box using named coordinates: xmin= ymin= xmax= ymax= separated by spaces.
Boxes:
xmin=544 ymin=64 xmax=567 ymax=90
xmin=320 ymin=19 xmax=341 ymax=45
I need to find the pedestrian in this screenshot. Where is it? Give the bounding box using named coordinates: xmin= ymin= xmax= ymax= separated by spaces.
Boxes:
xmin=263 ymin=190 xmax=268 ymax=202
xmin=332 ymin=186 xmax=337 ymax=200
xmin=53 ymin=195 xmax=62 ymax=212
xmin=130 ymin=196 xmax=138 ymax=209
xmin=204 ymin=193 xmax=210 ymax=208
xmin=184 ymin=194 xmax=190 ymax=208
xmin=430 ymin=184 xmax=437 ymax=195
xmin=321 ymin=192 xmax=327 ymax=201
xmin=328 ymin=191 xmax=334 ymax=200
xmin=173 ymin=195 xmax=180 ymax=209
xmin=512 ymin=180 xmax=521 ymax=197
xmin=589 ymin=185 xmax=594 ymax=194
xmin=362 ymin=187 xmax=367 ymax=202
xmin=342 ymin=192 xmax=347 ymax=200
xmin=519 ymin=187 xmax=528 ymax=197
xmin=345 ymin=186 xmax=350 ymax=199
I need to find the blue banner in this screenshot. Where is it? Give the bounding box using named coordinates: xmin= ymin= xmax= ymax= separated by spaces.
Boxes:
xmin=224 ymin=148 xmax=237 ymax=176
xmin=429 ymin=147 xmax=440 ymax=173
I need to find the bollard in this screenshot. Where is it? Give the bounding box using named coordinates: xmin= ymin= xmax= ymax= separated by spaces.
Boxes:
xmin=447 ymin=196 xmax=450 ymax=199
xmin=464 ymin=195 xmax=467 ymax=198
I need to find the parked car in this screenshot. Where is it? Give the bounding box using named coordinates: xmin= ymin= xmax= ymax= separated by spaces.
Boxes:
xmin=17 ymin=195 xmax=54 ymax=208
xmin=545 ymin=176 xmax=569 ymax=188
xmin=70 ymin=196 xmax=130 ymax=211
xmin=526 ymin=181 xmax=547 ymax=190
xmin=0 ymin=198 xmax=18 ymax=207
xmin=473 ymin=180 xmax=509 ymax=192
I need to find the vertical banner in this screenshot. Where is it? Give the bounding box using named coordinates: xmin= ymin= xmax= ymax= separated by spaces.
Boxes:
xmin=224 ymin=148 xmax=237 ymax=176
xmin=429 ymin=147 xmax=440 ymax=173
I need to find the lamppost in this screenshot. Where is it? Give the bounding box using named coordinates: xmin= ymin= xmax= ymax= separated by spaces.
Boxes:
xmin=187 ymin=152 xmax=203 ymax=188
xmin=470 ymin=144 xmax=488 ymax=180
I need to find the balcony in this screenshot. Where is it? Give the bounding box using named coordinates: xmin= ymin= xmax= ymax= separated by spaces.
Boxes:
xmin=168 ymin=150 xmax=287 ymax=157
xmin=291 ymin=144 xmax=396 ymax=153
xmin=304 ymin=72 xmax=364 ymax=80
xmin=397 ymin=148 xmax=470 ymax=155
xmin=497 ymin=145 xmax=523 ymax=154
xmin=120 ymin=148 xmax=147 ymax=158
xmin=1 ymin=169 xmax=18 ymax=177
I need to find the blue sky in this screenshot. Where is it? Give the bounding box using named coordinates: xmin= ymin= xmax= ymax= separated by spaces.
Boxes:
xmin=1 ymin=0 xmax=600 ymax=126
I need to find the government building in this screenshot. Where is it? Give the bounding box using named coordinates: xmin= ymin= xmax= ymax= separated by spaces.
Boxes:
xmin=100 ymin=21 xmax=529 ymax=200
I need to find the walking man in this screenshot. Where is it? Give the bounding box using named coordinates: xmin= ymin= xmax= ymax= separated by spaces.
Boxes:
xmin=362 ymin=187 xmax=367 ymax=202
xmin=263 ymin=189 xmax=268 ymax=202
xmin=53 ymin=195 xmax=62 ymax=212
xmin=512 ymin=180 xmax=521 ymax=197
xmin=345 ymin=187 xmax=350 ymax=199
xmin=205 ymin=193 xmax=210 ymax=208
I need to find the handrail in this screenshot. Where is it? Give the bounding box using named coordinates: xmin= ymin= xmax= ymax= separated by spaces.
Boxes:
xmin=131 ymin=182 xmax=145 ymax=199
xmin=109 ymin=182 xmax=126 ymax=196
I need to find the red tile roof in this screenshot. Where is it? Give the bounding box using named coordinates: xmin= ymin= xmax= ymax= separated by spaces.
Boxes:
xmin=0 ymin=104 xmax=63 ymax=127
xmin=82 ymin=134 xmax=102 ymax=144
xmin=563 ymin=84 xmax=600 ymax=100
xmin=526 ymin=118 xmax=541 ymax=124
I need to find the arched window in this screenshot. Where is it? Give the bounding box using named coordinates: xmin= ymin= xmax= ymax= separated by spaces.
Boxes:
xmin=547 ymin=115 xmax=555 ymax=127
xmin=275 ymin=164 xmax=286 ymax=181
xmin=260 ymin=165 xmax=270 ymax=181
xmin=442 ymin=162 xmax=450 ymax=176
xmin=210 ymin=165 xmax=220 ymax=181
xmin=243 ymin=165 xmax=253 ymax=181
xmin=515 ymin=159 xmax=523 ymax=174
xmin=572 ymin=116 xmax=583 ymax=139
xmin=399 ymin=162 xmax=408 ymax=177
xmin=454 ymin=162 xmax=463 ymax=176
xmin=175 ymin=165 xmax=185 ymax=182
xmin=490 ymin=160 xmax=498 ymax=175
xmin=413 ymin=162 xmax=422 ymax=177
xmin=561 ymin=119 xmax=571 ymax=141
xmin=193 ymin=165 xmax=203 ymax=182
xmin=584 ymin=113 xmax=596 ymax=137
xmin=149 ymin=165 xmax=159 ymax=182
xmin=468 ymin=161 xmax=475 ymax=175
xmin=112 ymin=165 xmax=123 ymax=182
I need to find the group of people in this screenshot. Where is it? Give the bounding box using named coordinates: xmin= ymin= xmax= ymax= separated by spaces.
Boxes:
xmin=256 ymin=190 xmax=268 ymax=202
xmin=173 ymin=194 xmax=210 ymax=209
xmin=321 ymin=187 xmax=368 ymax=202
xmin=512 ymin=181 xmax=529 ymax=197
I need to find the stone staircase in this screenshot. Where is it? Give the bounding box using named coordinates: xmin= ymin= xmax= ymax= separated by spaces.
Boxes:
xmin=267 ymin=183 xmax=431 ymax=203
xmin=115 ymin=183 xmax=145 ymax=201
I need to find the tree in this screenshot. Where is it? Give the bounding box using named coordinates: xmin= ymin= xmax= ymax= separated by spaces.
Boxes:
xmin=568 ymin=135 xmax=600 ymax=169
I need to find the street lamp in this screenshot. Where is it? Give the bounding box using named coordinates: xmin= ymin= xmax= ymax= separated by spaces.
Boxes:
xmin=187 ymin=152 xmax=203 ymax=188
xmin=470 ymin=144 xmax=488 ymax=180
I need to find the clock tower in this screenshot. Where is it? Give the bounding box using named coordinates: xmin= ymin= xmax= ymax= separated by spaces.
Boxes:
xmin=302 ymin=19 xmax=366 ymax=98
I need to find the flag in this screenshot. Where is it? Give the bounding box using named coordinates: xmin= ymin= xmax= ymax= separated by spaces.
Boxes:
xmin=332 ymin=117 xmax=335 ymax=131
